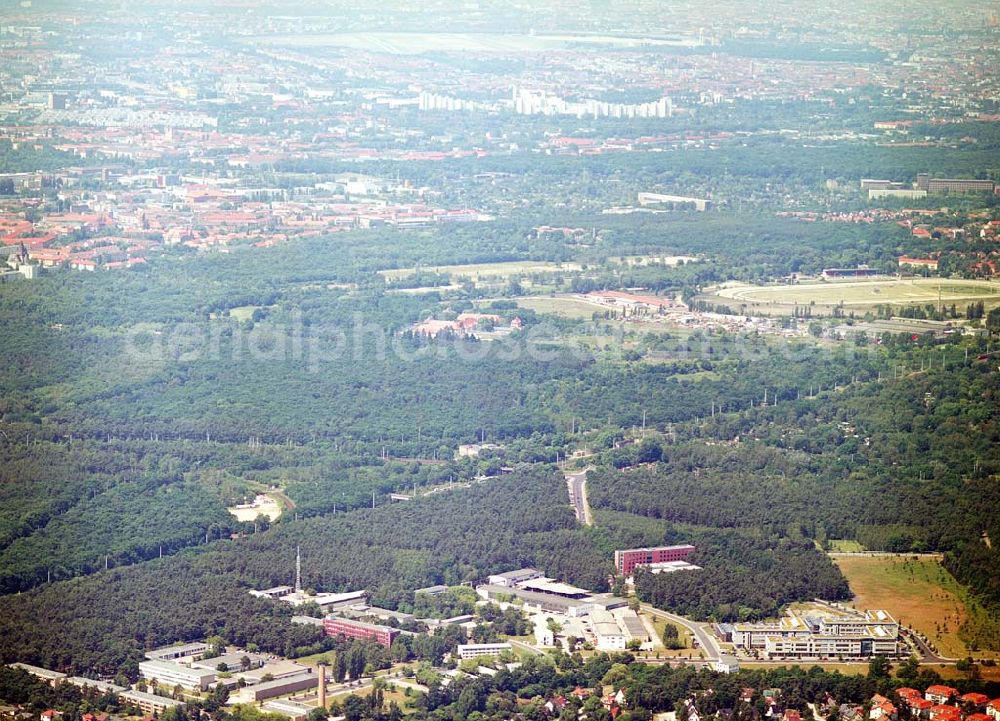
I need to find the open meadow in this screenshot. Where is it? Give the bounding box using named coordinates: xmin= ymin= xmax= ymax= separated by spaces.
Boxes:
xmin=833 ymin=555 xmax=999 ymax=660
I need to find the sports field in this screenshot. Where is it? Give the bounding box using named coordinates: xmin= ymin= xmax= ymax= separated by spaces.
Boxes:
xmin=380 ymin=260 xmax=581 ymax=283
xmin=711 ymin=278 xmax=1000 ymax=308
xmin=832 ymin=555 xmax=985 ymax=659
xmin=514 ymin=296 xmax=603 ymax=319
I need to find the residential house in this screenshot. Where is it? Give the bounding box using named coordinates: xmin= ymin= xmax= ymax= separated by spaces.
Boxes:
xmin=871 ymin=695 xmax=898 ymax=720
xmin=926 ymin=688 xmax=959 ymax=705
xmin=928 ymin=705 xmax=961 ymax=721
xmin=962 ymin=695 xmax=990 ymax=710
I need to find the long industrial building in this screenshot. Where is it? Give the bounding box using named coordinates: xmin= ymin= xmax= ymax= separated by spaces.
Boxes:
xmin=916 ymin=174 xmax=995 ymax=194
xmin=8 ymin=663 xmax=66 ymax=685
xmin=731 ymin=608 xmax=899 ymax=659
xmin=137 ymin=659 xmax=216 ymax=691
xmin=239 ymin=672 xmax=318 ymax=702
xmin=477 ymin=569 xmax=628 ymax=617
xmin=65 ymin=677 xmax=126 ymax=694
xmin=143 ymin=642 xmax=209 ymax=661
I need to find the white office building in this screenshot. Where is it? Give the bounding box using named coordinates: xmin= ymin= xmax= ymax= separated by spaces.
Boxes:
xmin=138 ymin=659 xmax=215 ymax=691
xmin=456 ymin=643 xmax=512 ymax=660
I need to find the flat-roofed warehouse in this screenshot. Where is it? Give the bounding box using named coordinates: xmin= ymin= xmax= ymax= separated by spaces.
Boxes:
xmin=138 ymin=659 xmax=216 ymax=691
xmin=620 ymin=611 xmax=649 ymax=642
xmin=237 ymin=672 xmax=319 ymax=702
xmin=478 ymin=584 xmax=593 ymax=615
xmin=262 ymin=699 xmax=313 ymax=721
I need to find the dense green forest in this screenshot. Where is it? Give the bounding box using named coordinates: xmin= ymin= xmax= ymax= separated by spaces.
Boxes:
xmin=0 ymin=195 xmax=998 ymax=669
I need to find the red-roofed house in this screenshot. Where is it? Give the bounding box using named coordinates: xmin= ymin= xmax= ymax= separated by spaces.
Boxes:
xmin=544 ymin=695 xmax=568 ymax=713
xmin=455 ymin=313 xmax=502 ymax=331
xmin=907 ymin=698 xmax=934 ymax=717
xmin=929 ymin=705 xmax=961 ymax=721
xmin=870 ymin=695 xmax=897 ymax=720
xmin=968 ymin=714 xmax=991 ymax=721
xmin=40 ymin=711 xmax=62 ymax=721
xmin=963 ymin=694 xmax=991 ymax=709
xmin=29 ymin=247 xmax=69 ymax=266
xmin=898 ymin=689 xmax=923 ymax=702
xmin=926 ymin=687 xmax=959 ymax=704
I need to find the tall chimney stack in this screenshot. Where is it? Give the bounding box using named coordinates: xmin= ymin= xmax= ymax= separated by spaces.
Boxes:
xmin=317 ymin=663 xmax=327 ymax=710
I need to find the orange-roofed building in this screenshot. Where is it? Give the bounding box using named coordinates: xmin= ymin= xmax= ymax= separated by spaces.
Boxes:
xmin=929 ymin=705 xmax=961 ymax=721
xmin=963 ymin=694 xmax=991 ymax=708
xmin=907 ymin=698 xmax=934 ymax=717
xmin=870 ymin=695 xmax=897 ymax=720
xmin=926 ymin=687 xmax=959 ymax=704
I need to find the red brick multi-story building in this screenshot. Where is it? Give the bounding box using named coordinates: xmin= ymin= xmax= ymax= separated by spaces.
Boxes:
xmin=322 ymin=617 xmax=399 ymax=647
xmin=614 ymin=544 xmax=695 ymax=576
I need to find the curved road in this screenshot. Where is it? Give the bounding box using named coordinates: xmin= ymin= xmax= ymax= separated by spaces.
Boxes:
xmin=640 ymin=604 xmax=722 ymax=662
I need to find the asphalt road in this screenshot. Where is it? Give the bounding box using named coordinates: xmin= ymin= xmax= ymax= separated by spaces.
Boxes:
xmin=640 ymin=604 xmax=722 ymax=661
xmin=565 ymin=468 xmax=593 ymax=525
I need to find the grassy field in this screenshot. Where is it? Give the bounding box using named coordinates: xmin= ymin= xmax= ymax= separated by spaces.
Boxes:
xmin=828 ymin=539 xmax=866 ymax=553
xmin=832 ymin=555 xmax=998 ymax=659
xmin=709 ymin=278 xmax=1000 ymax=309
xmin=925 ymin=663 xmax=1000 ymax=682
xmin=512 ymin=295 xmax=603 ymax=320
xmin=227 ymin=305 xmax=261 ymax=321
xmin=647 ymin=614 xmax=696 ymax=658
xmin=379 ymin=261 xmax=582 ymax=283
